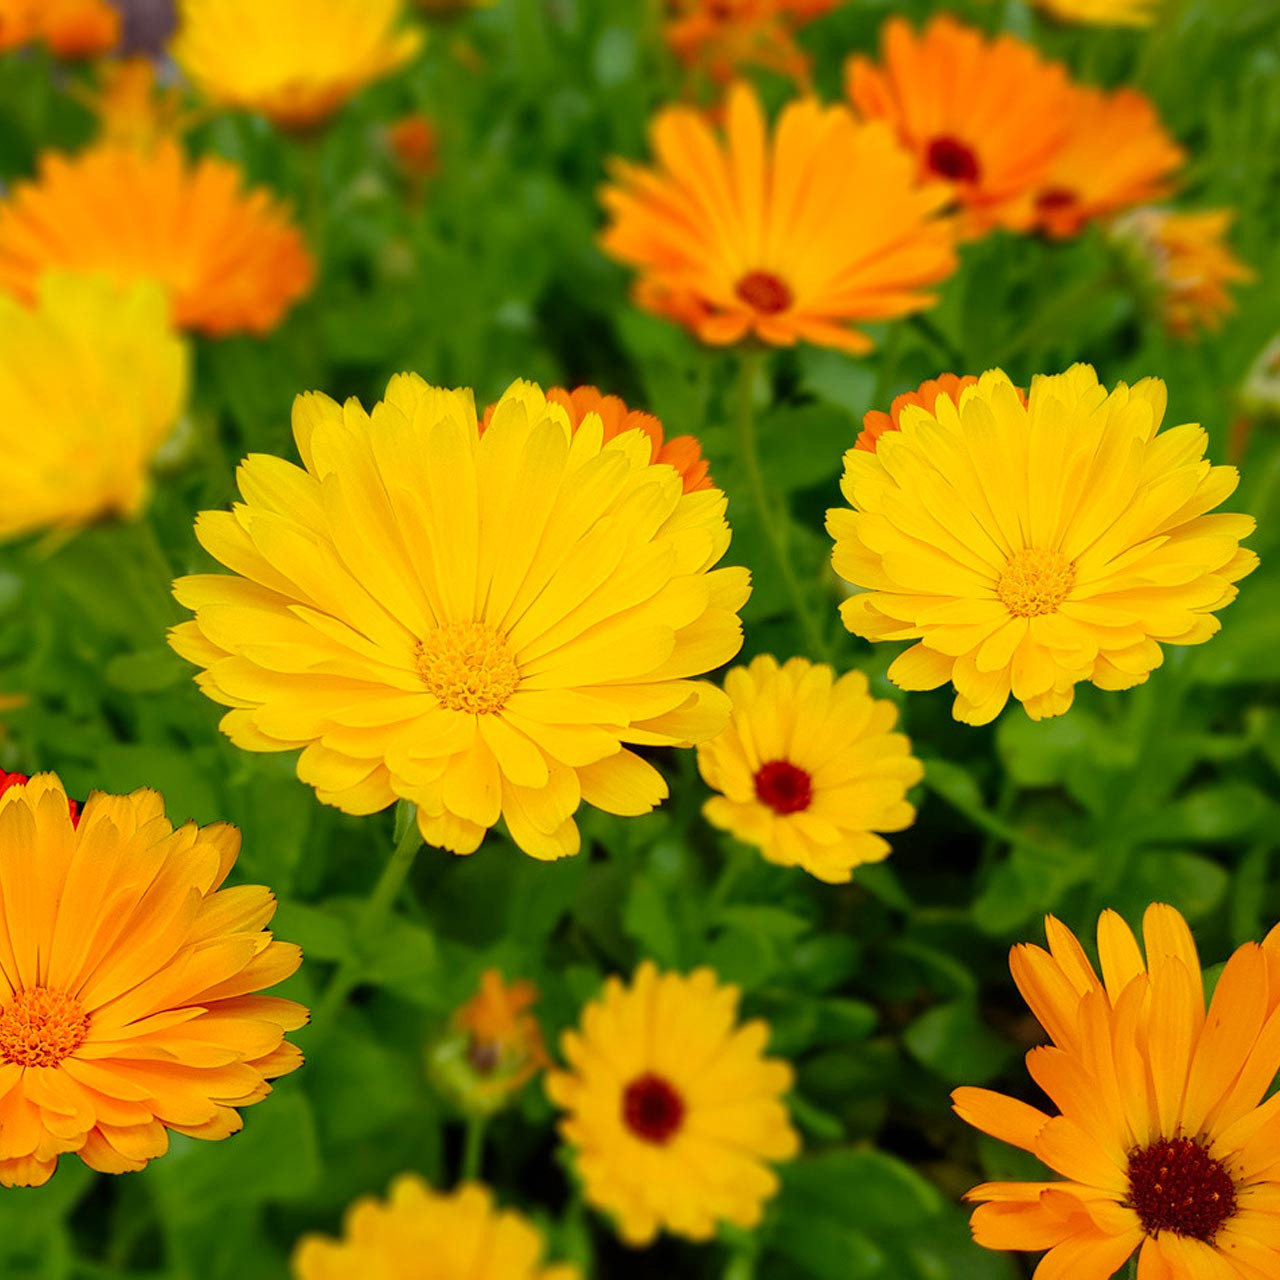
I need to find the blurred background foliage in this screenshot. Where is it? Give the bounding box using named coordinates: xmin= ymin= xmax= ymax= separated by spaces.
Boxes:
xmin=0 ymin=0 xmax=1278 ymax=1276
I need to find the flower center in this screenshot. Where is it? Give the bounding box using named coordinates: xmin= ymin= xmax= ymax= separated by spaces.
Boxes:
xmin=1036 ymin=186 xmax=1078 ymax=215
xmin=926 ymin=135 xmax=981 ymax=184
xmin=996 ymin=548 xmax=1076 ymax=618
xmin=1127 ymin=1138 xmax=1237 ymax=1243
xmin=416 ymin=622 xmax=520 ymax=715
xmin=754 ymin=760 xmax=813 ymax=815
xmin=0 ymin=987 xmax=90 ymax=1068
xmin=735 ymin=270 xmax=793 ymax=315
xmin=622 ymin=1073 xmax=685 ymax=1145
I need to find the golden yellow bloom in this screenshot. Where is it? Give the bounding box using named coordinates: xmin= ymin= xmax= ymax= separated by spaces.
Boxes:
xmin=846 ymin=16 xmax=1074 ymax=237
xmin=955 ymin=904 xmax=1280 ymax=1277
xmin=547 ymin=962 xmax=798 ymax=1245
xmin=172 ymin=0 xmax=423 ymax=130
xmin=1032 ymin=0 xmax=1158 ymax=25
xmin=0 ymin=0 xmax=120 ymax=57
xmin=170 ymin=377 xmax=749 ymax=860
xmin=0 ymin=273 xmax=187 ymax=541
xmin=697 ymin=656 xmax=921 ymax=884
xmin=827 ymin=365 xmax=1257 ymax=725
xmin=293 ymin=1176 xmax=579 ymax=1280
xmin=600 ymin=81 xmax=956 ymax=354
xmin=1112 ymin=207 xmax=1255 ymax=339
xmin=1034 ymin=86 xmax=1184 ymax=239
xmin=0 ymin=141 xmax=313 ymax=337
xmin=0 ymin=773 xmax=305 ymax=1188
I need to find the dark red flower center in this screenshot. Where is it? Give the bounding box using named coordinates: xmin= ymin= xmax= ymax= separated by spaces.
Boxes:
xmin=735 ymin=270 xmax=793 ymax=315
xmin=622 ymin=1073 xmax=685 ymax=1144
xmin=1127 ymin=1138 xmax=1237 ymax=1242
xmin=1036 ymin=186 xmax=1078 ymax=214
xmin=754 ymin=759 xmax=813 ymax=815
xmin=926 ymin=135 xmax=981 ymax=184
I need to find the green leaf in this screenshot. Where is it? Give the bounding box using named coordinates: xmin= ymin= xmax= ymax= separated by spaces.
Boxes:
xmin=903 ymin=999 xmax=1014 ymax=1085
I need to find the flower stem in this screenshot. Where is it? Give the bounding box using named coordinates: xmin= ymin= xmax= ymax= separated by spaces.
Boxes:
xmin=733 ymin=350 xmax=831 ymax=662
xmin=461 ymin=1113 xmax=488 ymax=1184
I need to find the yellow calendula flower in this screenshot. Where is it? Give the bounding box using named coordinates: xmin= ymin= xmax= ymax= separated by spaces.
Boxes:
xmin=827 ymin=365 xmax=1257 ymax=725
xmin=547 ymin=962 xmax=799 ymax=1246
xmin=697 ymin=656 xmax=922 ymax=884
xmin=293 ymin=1176 xmax=579 ymax=1280
xmin=0 ymin=274 xmax=188 ymax=542
xmin=170 ymin=377 xmax=750 ymax=859
xmin=1032 ymin=0 xmax=1158 ymax=26
xmin=172 ymin=0 xmax=423 ymax=130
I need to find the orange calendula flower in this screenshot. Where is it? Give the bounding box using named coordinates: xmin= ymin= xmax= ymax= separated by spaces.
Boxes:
xmin=601 ymin=81 xmax=957 ymax=355
xmin=0 ymin=141 xmax=314 ymax=337
xmin=856 ymin=373 xmax=979 ymax=452
xmin=482 ymin=385 xmax=712 ymax=494
xmin=0 ymin=0 xmax=120 ymax=57
xmin=846 ymin=15 xmax=1074 ymax=237
xmin=1034 ymin=87 xmax=1184 ymax=239
xmin=0 ymin=773 xmax=306 ymax=1188
xmin=172 ymin=0 xmax=423 ymax=130
xmin=955 ymin=904 xmax=1280 ymax=1278
xmin=1112 ymin=207 xmax=1255 ymax=339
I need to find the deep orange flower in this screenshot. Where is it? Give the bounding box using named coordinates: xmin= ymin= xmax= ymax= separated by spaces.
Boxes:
xmin=856 ymin=373 xmax=978 ymax=452
xmin=846 ymin=15 xmax=1074 ymax=237
xmin=0 ymin=0 xmax=119 ymax=57
xmin=0 ymin=141 xmax=314 ymax=337
xmin=601 ymin=81 xmax=957 ymax=354
xmin=1034 ymin=86 xmax=1184 ymax=238
xmin=388 ymin=113 xmax=439 ymax=182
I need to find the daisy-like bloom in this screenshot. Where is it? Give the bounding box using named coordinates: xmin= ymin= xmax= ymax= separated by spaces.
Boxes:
xmin=547 ymin=962 xmax=799 ymax=1245
xmin=1031 ymin=0 xmax=1159 ymax=25
xmin=0 ymin=773 xmax=305 ymax=1188
xmin=697 ymin=655 xmax=921 ymax=884
xmin=601 ymin=81 xmax=957 ymax=355
xmin=827 ymin=365 xmax=1257 ymax=725
xmin=955 ymin=904 xmax=1280 ymax=1278
xmin=170 ymin=376 xmax=749 ymax=859
xmin=1111 ymin=208 xmax=1255 ymax=339
xmin=482 ymin=385 xmax=712 ymax=494
xmin=1034 ymin=87 xmax=1184 ymax=239
xmin=172 ymin=0 xmax=423 ymax=131
xmin=0 ymin=273 xmax=187 ymax=541
xmin=293 ymin=1176 xmax=579 ymax=1280
xmin=856 ymin=372 xmax=978 ymax=453
xmin=0 ymin=0 xmax=120 ymax=57
xmin=0 ymin=141 xmax=314 ymax=337
xmin=846 ymin=16 xmax=1074 ymax=237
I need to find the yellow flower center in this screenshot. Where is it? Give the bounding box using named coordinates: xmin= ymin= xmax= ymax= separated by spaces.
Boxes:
xmin=996 ymin=548 xmax=1076 ymax=618
xmin=416 ymin=622 xmax=520 ymax=715
xmin=0 ymin=987 xmax=90 ymax=1068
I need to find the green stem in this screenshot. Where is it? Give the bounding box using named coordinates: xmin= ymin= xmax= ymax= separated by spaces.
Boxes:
xmin=461 ymin=1113 xmax=488 ymax=1183
xmin=311 ymin=802 xmax=424 ymax=1035
xmin=997 ymin=272 xmax=1118 ymax=367
xmin=907 ymin=313 xmax=964 ymax=370
xmin=734 ymin=351 xmax=832 ymax=662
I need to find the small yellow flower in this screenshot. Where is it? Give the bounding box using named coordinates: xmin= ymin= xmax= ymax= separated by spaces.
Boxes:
xmin=292 ymin=1176 xmax=579 ymax=1280
xmin=697 ymin=656 xmax=922 ymax=884
xmin=172 ymin=0 xmax=423 ymax=130
xmin=547 ymin=962 xmax=799 ymax=1245
xmin=1032 ymin=0 xmax=1159 ymax=26
xmin=0 ymin=273 xmax=188 ymax=541
xmin=827 ymin=365 xmax=1257 ymax=724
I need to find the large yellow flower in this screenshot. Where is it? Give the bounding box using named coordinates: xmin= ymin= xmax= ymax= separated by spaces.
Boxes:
xmin=955 ymin=905 xmax=1280 ymax=1278
xmin=170 ymin=377 xmax=750 ymax=859
xmin=172 ymin=0 xmax=423 ymax=130
xmin=0 ymin=273 xmax=188 ymax=541
xmin=0 ymin=141 xmax=314 ymax=337
xmin=0 ymin=773 xmax=305 ymax=1188
xmin=293 ymin=1177 xmax=579 ymax=1280
xmin=697 ymin=655 xmax=921 ymax=884
xmin=827 ymin=365 xmax=1257 ymax=724
xmin=547 ymin=962 xmax=798 ymax=1245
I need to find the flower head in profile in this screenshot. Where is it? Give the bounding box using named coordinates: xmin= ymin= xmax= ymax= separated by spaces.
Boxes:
xmin=698 ymin=656 xmax=921 ymax=884
xmin=827 ymin=365 xmax=1257 ymax=724
xmin=0 ymin=773 xmax=305 ymax=1187
xmin=846 ymin=16 xmax=1074 ymax=237
xmin=0 ymin=273 xmax=187 ymax=542
xmin=1032 ymin=0 xmax=1158 ymax=25
xmin=547 ymin=962 xmax=798 ymax=1245
xmin=955 ymin=904 xmax=1280 ymax=1278
xmin=1112 ymin=208 xmax=1255 ymax=339
xmin=170 ymin=376 xmax=749 ymax=860
xmin=1034 ymin=87 xmax=1184 ymax=239
xmin=0 ymin=0 xmax=120 ymax=57
xmin=293 ymin=1176 xmax=578 ymax=1280
xmin=600 ymin=81 xmax=957 ymax=354
xmin=173 ymin=0 xmax=423 ymax=130
xmin=0 ymin=142 xmax=313 ymax=337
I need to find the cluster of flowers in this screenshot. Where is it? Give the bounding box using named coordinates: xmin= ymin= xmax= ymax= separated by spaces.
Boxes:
xmin=0 ymin=3 xmax=1272 ymax=1279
